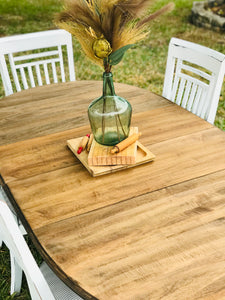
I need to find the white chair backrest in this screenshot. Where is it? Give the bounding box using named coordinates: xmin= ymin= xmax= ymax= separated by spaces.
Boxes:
xmin=0 ymin=199 xmax=55 ymax=300
xmin=162 ymin=37 xmax=225 ymax=124
xmin=0 ymin=29 xmax=75 ymax=96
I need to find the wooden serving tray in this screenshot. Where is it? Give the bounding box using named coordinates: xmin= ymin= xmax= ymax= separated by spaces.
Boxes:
xmin=67 ymin=138 xmax=155 ymax=177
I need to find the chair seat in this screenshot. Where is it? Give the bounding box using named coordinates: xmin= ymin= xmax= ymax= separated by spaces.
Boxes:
xmin=40 ymin=262 xmax=83 ymax=300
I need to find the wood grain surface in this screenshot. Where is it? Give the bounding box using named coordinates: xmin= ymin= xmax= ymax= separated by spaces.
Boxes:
xmin=0 ymin=81 xmax=171 ymax=145
xmin=0 ymin=81 xmax=225 ymax=300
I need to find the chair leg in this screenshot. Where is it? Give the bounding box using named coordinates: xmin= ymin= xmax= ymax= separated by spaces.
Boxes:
xmin=10 ymin=252 xmax=23 ymax=294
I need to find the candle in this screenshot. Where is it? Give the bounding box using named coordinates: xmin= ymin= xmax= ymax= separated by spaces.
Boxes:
xmin=77 ymin=134 xmax=90 ymax=154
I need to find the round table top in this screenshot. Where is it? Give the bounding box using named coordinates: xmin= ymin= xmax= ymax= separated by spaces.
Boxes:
xmin=1 ymin=81 xmax=225 ymax=300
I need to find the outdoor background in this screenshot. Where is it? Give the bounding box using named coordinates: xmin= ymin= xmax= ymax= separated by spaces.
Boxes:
xmin=0 ymin=0 xmax=225 ymax=299
xmin=0 ymin=0 xmax=225 ymax=129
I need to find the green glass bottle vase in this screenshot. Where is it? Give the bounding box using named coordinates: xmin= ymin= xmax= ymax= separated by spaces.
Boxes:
xmin=88 ymin=72 xmax=132 ymax=146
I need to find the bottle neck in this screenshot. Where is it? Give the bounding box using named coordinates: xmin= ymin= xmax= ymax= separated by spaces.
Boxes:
xmin=102 ymin=72 xmax=115 ymax=96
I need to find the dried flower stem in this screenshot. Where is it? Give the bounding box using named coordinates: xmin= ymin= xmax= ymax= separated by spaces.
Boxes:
xmin=56 ymin=0 xmax=175 ymax=69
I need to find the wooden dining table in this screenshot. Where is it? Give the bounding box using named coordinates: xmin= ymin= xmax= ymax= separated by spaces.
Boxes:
xmin=0 ymin=80 xmax=225 ymax=300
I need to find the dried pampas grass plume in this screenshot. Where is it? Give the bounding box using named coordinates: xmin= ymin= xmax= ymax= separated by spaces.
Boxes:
xmin=55 ymin=0 xmax=174 ymax=71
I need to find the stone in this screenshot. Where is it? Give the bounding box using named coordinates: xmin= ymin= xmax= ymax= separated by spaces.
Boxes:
xmin=191 ymin=1 xmax=225 ymax=31
xmin=208 ymin=0 xmax=225 ymax=7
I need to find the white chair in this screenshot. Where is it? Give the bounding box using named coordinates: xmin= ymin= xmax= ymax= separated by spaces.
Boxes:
xmin=0 ymin=199 xmax=83 ymax=299
xmin=0 ymin=187 xmax=28 ymax=298
xmin=0 ymin=29 xmax=76 ymax=96
xmin=163 ymin=37 xmax=225 ymax=124
xmin=0 ymin=186 xmax=26 ymax=235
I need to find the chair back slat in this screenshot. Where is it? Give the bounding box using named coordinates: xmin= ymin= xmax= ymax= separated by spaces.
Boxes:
xmin=170 ymin=76 xmax=180 ymax=102
xmin=20 ymin=68 xmax=29 ymax=90
xmin=35 ymin=64 xmax=43 ymax=86
xmin=186 ymin=83 xmax=197 ymax=111
xmin=13 ymin=50 xmax=59 ymax=62
xmin=182 ymin=80 xmax=192 ymax=109
xmin=43 ymin=63 xmax=50 ymax=84
xmin=192 ymin=85 xmax=203 ymax=114
xmin=58 ymin=45 xmax=66 ymax=82
xmin=181 ymin=62 xmax=212 ymax=81
xmin=0 ymin=54 xmax=13 ymax=95
xmin=0 ymin=29 xmax=76 ymax=96
xmin=51 ymin=61 xmax=58 ymax=83
xmin=8 ymin=53 xmax=22 ymax=92
xmin=163 ymin=38 xmax=225 ymax=124
xmin=176 ymin=77 xmax=186 ymax=105
xmin=14 ymin=58 xmax=60 ymax=69
xmin=28 ymin=66 xmax=36 ymax=87
xmin=199 ymin=88 xmax=212 ymax=119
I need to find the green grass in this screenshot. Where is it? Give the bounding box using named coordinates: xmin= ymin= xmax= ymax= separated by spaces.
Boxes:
xmin=0 ymin=0 xmax=225 ymax=298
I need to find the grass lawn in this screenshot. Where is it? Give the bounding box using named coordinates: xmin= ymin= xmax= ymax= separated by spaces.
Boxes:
xmin=0 ymin=0 xmax=225 ymax=299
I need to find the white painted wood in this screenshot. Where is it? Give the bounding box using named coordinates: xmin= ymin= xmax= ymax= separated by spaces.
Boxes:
xmin=176 ymin=77 xmax=185 ymax=105
xmin=52 ymin=62 xmax=58 ymax=83
xmin=43 ymin=63 xmax=50 ymax=84
xmin=10 ymin=252 xmax=23 ymax=294
xmin=192 ymin=85 xmax=203 ymax=114
xmin=15 ymin=58 xmax=60 ymax=69
xmin=28 ymin=66 xmax=36 ymax=88
xmin=0 ymin=29 xmax=76 ymax=96
xmin=0 ymin=188 xmax=27 ymax=295
xmin=35 ymin=64 xmax=43 ymax=86
xmin=9 ymin=53 xmax=22 ymax=92
xmin=187 ymin=83 xmax=197 ymax=111
xmin=0 ymin=54 xmax=13 ymax=95
xmin=0 ymin=199 xmax=83 ymax=300
xmin=13 ymin=50 xmax=59 ymax=61
xmin=182 ymin=80 xmax=192 ymax=108
xmin=20 ymin=68 xmax=29 ymax=89
xmin=0 ymin=187 xmax=26 ymax=234
xmin=58 ymin=45 xmax=66 ymax=82
xmin=163 ymin=37 xmax=225 ymax=124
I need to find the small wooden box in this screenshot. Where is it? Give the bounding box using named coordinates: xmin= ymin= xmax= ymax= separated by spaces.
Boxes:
xmin=88 ymin=127 xmax=139 ymax=166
